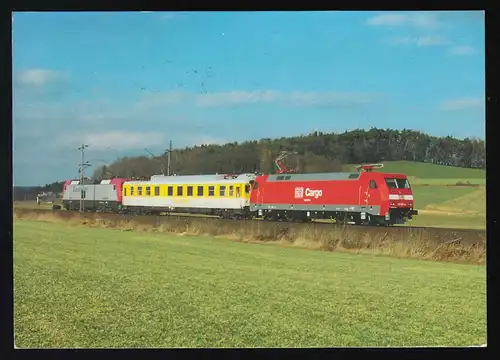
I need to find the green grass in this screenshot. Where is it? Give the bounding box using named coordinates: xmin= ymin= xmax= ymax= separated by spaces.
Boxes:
xmin=13 ymin=200 xmax=62 ymax=210
xmin=351 ymin=161 xmax=485 ymax=179
xmin=404 ymin=213 xmax=486 ymax=230
xmin=14 ymin=220 xmax=486 ymax=348
xmin=402 ymin=186 xmax=486 ymax=230
xmin=411 ymin=186 xmax=481 ymax=210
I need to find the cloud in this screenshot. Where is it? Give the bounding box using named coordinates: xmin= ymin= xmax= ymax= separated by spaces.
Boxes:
xmin=388 ymin=35 xmax=450 ymax=47
xmin=15 ymin=69 xmax=67 ymax=87
xmin=366 ymin=12 xmax=439 ymax=29
xmin=136 ymin=90 xmax=382 ymax=109
xmin=61 ymin=131 xmax=165 ymax=151
xmin=440 ymin=97 xmax=483 ymax=111
xmin=448 ymin=45 xmax=475 ymax=55
xmin=190 ymin=136 xmax=230 ymax=147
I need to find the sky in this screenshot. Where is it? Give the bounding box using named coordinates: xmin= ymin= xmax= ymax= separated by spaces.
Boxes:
xmin=12 ymin=11 xmax=485 ymax=186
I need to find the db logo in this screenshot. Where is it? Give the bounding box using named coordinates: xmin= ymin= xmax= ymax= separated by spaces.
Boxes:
xmin=294 ymin=187 xmax=304 ymax=199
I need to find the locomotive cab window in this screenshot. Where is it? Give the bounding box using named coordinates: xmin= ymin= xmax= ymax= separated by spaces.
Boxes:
xmin=208 ymin=186 xmax=215 ymax=196
xmin=229 ymin=185 xmax=234 ymax=197
xmin=220 ymin=186 xmax=226 ymax=197
xmin=253 ymin=182 xmax=259 ymax=189
xmin=146 ymin=186 xmax=151 ymax=196
xmin=177 ymin=186 xmax=183 ymax=196
xmin=385 ymin=178 xmax=410 ymax=189
xmin=154 ymin=186 xmax=160 ymax=196
xmin=167 ymin=186 xmax=173 ymax=196
xmin=187 ymin=186 xmax=193 ymax=196
xmin=245 ymin=184 xmax=251 ymax=194
xmin=369 ymin=180 xmax=377 ymax=189
xmin=197 ymin=186 xmax=204 ymax=196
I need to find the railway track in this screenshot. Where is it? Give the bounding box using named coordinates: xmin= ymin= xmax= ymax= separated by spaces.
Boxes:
xmin=15 ymin=207 xmax=485 ymax=234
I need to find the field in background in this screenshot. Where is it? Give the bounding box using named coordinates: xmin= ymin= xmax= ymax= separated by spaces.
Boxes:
xmin=343 ymin=161 xmax=486 ymax=181
xmin=14 ymin=220 xmax=486 ymax=348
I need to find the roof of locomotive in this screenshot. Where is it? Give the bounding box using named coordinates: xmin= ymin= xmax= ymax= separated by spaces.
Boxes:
xmin=257 ymin=171 xmax=408 ymax=182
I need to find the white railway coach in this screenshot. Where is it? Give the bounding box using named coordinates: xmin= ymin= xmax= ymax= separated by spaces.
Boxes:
xmin=121 ymin=173 xmax=257 ymax=218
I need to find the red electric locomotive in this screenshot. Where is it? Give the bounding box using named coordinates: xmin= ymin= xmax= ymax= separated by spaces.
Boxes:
xmin=249 ymin=164 xmax=418 ymax=226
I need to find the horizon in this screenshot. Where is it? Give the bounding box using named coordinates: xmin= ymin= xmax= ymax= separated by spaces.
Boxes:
xmin=12 ymin=11 xmax=485 ymax=186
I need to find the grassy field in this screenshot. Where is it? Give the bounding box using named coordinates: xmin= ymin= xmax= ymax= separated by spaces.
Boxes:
xmin=344 ymin=161 xmax=486 ymax=180
xmin=14 ymin=220 xmax=486 ymax=348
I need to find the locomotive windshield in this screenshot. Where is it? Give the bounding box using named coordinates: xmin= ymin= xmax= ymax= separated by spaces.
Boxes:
xmin=385 ymin=178 xmax=411 ymax=189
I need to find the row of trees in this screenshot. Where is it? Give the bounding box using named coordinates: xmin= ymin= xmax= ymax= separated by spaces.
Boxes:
xmin=91 ymin=128 xmax=485 ymax=180
xmin=13 ymin=181 xmax=66 ymax=201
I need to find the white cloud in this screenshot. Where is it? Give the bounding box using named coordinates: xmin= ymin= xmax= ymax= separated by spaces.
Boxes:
xmin=367 ymin=12 xmax=439 ymax=29
xmin=388 ymin=35 xmax=450 ymax=47
xmin=449 ymin=45 xmax=475 ymax=55
xmin=15 ymin=69 xmax=67 ymax=87
xmin=136 ymin=90 xmax=382 ymax=108
xmin=68 ymin=131 xmax=165 ymax=151
xmin=441 ymin=97 xmax=483 ymax=111
xmin=190 ymin=136 xmax=229 ymax=147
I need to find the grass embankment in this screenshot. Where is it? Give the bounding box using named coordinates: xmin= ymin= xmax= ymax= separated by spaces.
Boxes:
xmin=14 ymin=209 xmax=486 ymax=264
xmin=14 ymin=220 xmax=486 ymax=348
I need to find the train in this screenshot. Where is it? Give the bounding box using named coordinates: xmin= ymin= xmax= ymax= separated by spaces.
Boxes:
xmin=61 ymin=164 xmax=418 ymax=226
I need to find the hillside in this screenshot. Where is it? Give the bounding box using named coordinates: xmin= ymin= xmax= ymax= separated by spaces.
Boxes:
xmin=343 ymin=161 xmax=486 ymax=184
xmin=92 ymin=128 xmax=485 ymax=180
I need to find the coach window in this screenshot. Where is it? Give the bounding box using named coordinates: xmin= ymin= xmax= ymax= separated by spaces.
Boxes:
xmin=138 ymin=186 xmax=143 ymax=196
xmin=208 ymin=186 xmax=215 ymax=196
xmin=369 ymin=180 xmax=377 ymax=189
xmin=198 ymin=185 xmax=204 ymax=196
xmin=220 ymin=185 xmax=226 ymax=197
xmin=245 ymin=184 xmax=251 ymax=194
xmin=177 ymin=186 xmax=183 ymax=196
xmin=167 ymin=186 xmax=173 ymax=196
xmin=229 ymin=185 xmax=234 ymax=197
xmin=131 ymin=186 xmax=135 ymax=196
xmin=155 ymin=186 xmax=160 ymax=196
xmin=124 ymin=187 xmax=128 ymax=196
xmin=146 ymin=186 xmax=151 ymax=196
xmin=187 ymin=186 xmax=193 ymax=196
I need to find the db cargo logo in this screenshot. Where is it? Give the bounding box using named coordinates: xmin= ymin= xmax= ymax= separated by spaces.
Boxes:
xmin=295 ymin=187 xmax=323 ymax=199
xmin=294 ymin=187 xmax=304 ymax=199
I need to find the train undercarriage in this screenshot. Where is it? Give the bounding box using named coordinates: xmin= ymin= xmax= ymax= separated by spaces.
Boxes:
xmin=62 ymin=200 xmax=417 ymax=227
xmin=254 ymin=207 xmax=418 ymax=226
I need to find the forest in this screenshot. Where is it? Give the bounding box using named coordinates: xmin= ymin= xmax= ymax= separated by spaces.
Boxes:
xmin=91 ymin=128 xmax=485 ymax=180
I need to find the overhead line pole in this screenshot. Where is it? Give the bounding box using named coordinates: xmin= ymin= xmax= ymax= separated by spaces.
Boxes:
xmin=78 ymin=144 xmax=90 ymax=212
xmin=167 ymin=140 xmax=172 ymax=176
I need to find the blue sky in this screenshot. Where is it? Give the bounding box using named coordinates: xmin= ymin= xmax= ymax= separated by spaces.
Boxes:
xmin=12 ymin=11 xmax=485 ymax=186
